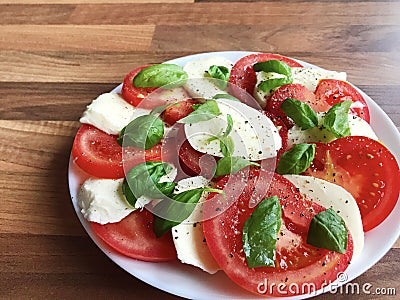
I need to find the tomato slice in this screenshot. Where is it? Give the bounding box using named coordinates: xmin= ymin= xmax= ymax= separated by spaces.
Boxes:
xmin=315 ymin=79 xmax=370 ymax=123
xmin=121 ymin=65 xmax=157 ymax=107
xmin=229 ymin=53 xmax=303 ymax=101
xmin=267 ymin=84 xmax=325 ymax=128
xmin=91 ymin=209 xmax=176 ymax=262
xmin=304 ymin=136 xmax=400 ymax=231
xmin=161 ymin=99 xmax=198 ymax=126
xmin=203 ymin=169 xmax=353 ymax=297
xmin=72 ymin=124 xmax=163 ymax=178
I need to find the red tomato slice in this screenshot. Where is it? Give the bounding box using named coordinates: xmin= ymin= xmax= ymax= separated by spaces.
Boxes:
xmin=91 ymin=209 xmax=176 ymax=262
xmin=264 ymin=111 xmax=288 ymax=161
xmin=203 ymin=169 xmax=353 ymax=297
xmin=178 ymin=140 xmax=218 ymax=179
xmin=229 ymin=53 xmax=303 ymax=101
xmin=304 ymin=136 xmax=400 ymax=231
xmin=121 ymin=65 xmax=157 ymax=107
xmin=72 ymin=124 xmax=163 ymax=178
xmin=315 ymin=79 xmax=370 ymax=123
xmin=161 ymin=99 xmax=198 ymax=126
xmin=267 ymin=84 xmax=325 ymax=128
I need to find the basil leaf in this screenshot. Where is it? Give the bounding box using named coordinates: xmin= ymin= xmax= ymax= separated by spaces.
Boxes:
xmin=323 ymin=100 xmax=352 ymax=138
xmin=153 ymin=187 xmax=224 ymax=237
xmin=307 ymin=208 xmax=348 ymax=254
xmin=281 ymin=98 xmax=318 ymax=130
xmin=178 ymin=100 xmax=221 ymax=124
xmin=119 ymin=115 xmax=164 ymax=149
xmin=253 ymin=60 xmax=292 ymax=77
xmin=150 ymin=102 xmax=176 ymax=115
xmin=219 ymin=136 xmax=234 ymax=157
xmin=276 ymin=143 xmax=316 ymax=175
xmin=116 ymin=126 xmax=125 ymax=146
xmin=215 ymin=156 xmax=260 ymax=177
xmin=242 ymin=196 xmax=282 ymax=268
xmin=207 ymin=114 xmax=234 ymax=157
xmin=123 ymin=161 xmax=176 ymax=207
xmin=133 ymin=64 xmax=188 ymax=88
xmin=207 ymin=65 xmax=230 ymax=90
xmin=212 ymin=93 xmax=240 ymax=102
xmin=257 ymin=77 xmax=292 ymax=93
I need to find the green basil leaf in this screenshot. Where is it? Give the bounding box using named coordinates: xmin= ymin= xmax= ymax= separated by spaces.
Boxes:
xmin=153 ymin=187 xmax=224 ymax=237
xmin=133 ymin=64 xmax=188 ymax=88
xmin=150 ymin=102 xmax=176 ymax=115
xmin=323 ymin=100 xmax=352 ymax=138
xmin=257 ymin=77 xmax=292 ymax=93
xmin=307 ymin=208 xmax=348 ymax=254
xmin=242 ymin=196 xmax=282 ymax=268
xmin=215 ymin=156 xmax=260 ymax=177
xmin=178 ymin=100 xmax=221 ymax=124
xmin=219 ymin=136 xmax=234 ymax=157
xmin=281 ymin=98 xmax=318 ymax=130
xmin=123 ymin=161 xmax=176 ymax=207
xmin=253 ymin=60 xmax=292 ymax=77
xmin=207 ymin=65 xmax=230 ymax=90
xmin=212 ymin=93 xmax=240 ymax=102
xmin=276 ymin=143 xmax=316 ymax=175
xmin=224 ymin=114 xmax=233 ymax=137
xmin=116 ymin=126 xmax=126 ymax=146
xmin=120 ymin=115 xmax=164 ymax=149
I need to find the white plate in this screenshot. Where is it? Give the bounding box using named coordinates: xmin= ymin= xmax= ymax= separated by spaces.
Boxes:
xmin=68 ymin=51 xmax=400 ymax=299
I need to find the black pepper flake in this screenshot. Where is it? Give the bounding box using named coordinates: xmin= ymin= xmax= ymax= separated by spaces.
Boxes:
xmin=285 ymin=277 xmax=288 ymax=283
xmin=193 ymin=223 xmax=197 ymax=228
xmin=322 ymin=262 xmax=326 ymax=267
xmin=203 ymin=238 xmax=206 ymax=243
xmin=228 ymin=253 xmax=233 ymax=258
xmin=174 ymin=236 xmax=178 ymax=240
xmin=300 ymin=213 xmax=304 ymax=217
xmin=216 ymin=207 xmax=221 ymax=211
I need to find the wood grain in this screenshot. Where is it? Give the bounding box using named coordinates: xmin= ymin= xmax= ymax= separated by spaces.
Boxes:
xmin=1 ymin=51 xmax=400 ymax=85
xmin=0 ymin=25 xmax=155 ymax=51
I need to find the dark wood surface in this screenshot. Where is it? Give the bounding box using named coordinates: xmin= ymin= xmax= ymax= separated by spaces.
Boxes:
xmin=0 ymin=1 xmax=399 ymax=299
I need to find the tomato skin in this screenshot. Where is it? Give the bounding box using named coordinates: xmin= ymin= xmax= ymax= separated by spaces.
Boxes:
xmin=229 ymin=53 xmax=303 ymax=104
xmin=91 ymin=209 xmax=177 ymax=262
xmin=267 ymin=84 xmax=322 ymax=128
xmin=72 ymin=124 xmax=163 ymax=179
xmin=203 ymin=169 xmax=353 ymax=297
xmin=315 ymin=79 xmax=370 ymax=123
xmin=121 ymin=65 xmax=157 ymax=107
xmin=72 ymin=124 xmax=125 ymax=178
xmin=304 ymin=136 xmax=400 ymax=231
xmin=161 ymin=99 xmax=198 ymax=126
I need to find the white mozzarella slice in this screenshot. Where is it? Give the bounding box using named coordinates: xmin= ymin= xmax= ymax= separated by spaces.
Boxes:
xmin=77 ymin=178 xmax=135 ymax=224
xmin=171 ymin=176 xmax=220 ymax=274
xmin=183 ymin=57 xmax=233 ymax=100
xmin=291 ymin=67 xmax=347 ymax=92
xmin=185 ymin=98 xmax=282 ymax=160
xmin=283 ymin=175 xmax=364 ymax=259
xmin=254 ymin=68 xmax=347 ymax=108
xmin=287 ymin=113 xmax=378 ymax=148
xmin=79 ymin=93 xmax=151 ymax=135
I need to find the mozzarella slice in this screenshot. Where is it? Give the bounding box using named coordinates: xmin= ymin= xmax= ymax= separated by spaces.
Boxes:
xmin=78 ymin=178 xmax=135 ymax=224
xmin=291 ymin=67 xmax=347 ymax=92
xmin=254 ymin=68 xmax=347 ymax=107
xmin=185 ymin=98 xmax=282 ymax=160
xmin=80 ymin=93 xmax=151 ymax=135
xmin=283 ymin=175 xmax=364 ymax=259
xmin=287 ymin=113 xmax=378 ymax=148
xmin=171 ymin=176 xmax=220 ymax=274
xmin=183 ymin=57 xmax=233 ymax=100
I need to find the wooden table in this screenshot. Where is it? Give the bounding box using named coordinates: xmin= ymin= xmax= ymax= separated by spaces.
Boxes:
xmin=1 ymin=0 xmax=399 ymax=299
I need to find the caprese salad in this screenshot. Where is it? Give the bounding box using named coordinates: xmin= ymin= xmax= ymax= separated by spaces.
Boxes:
xmin=71 ymin=52 xmax=400 ymax=297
